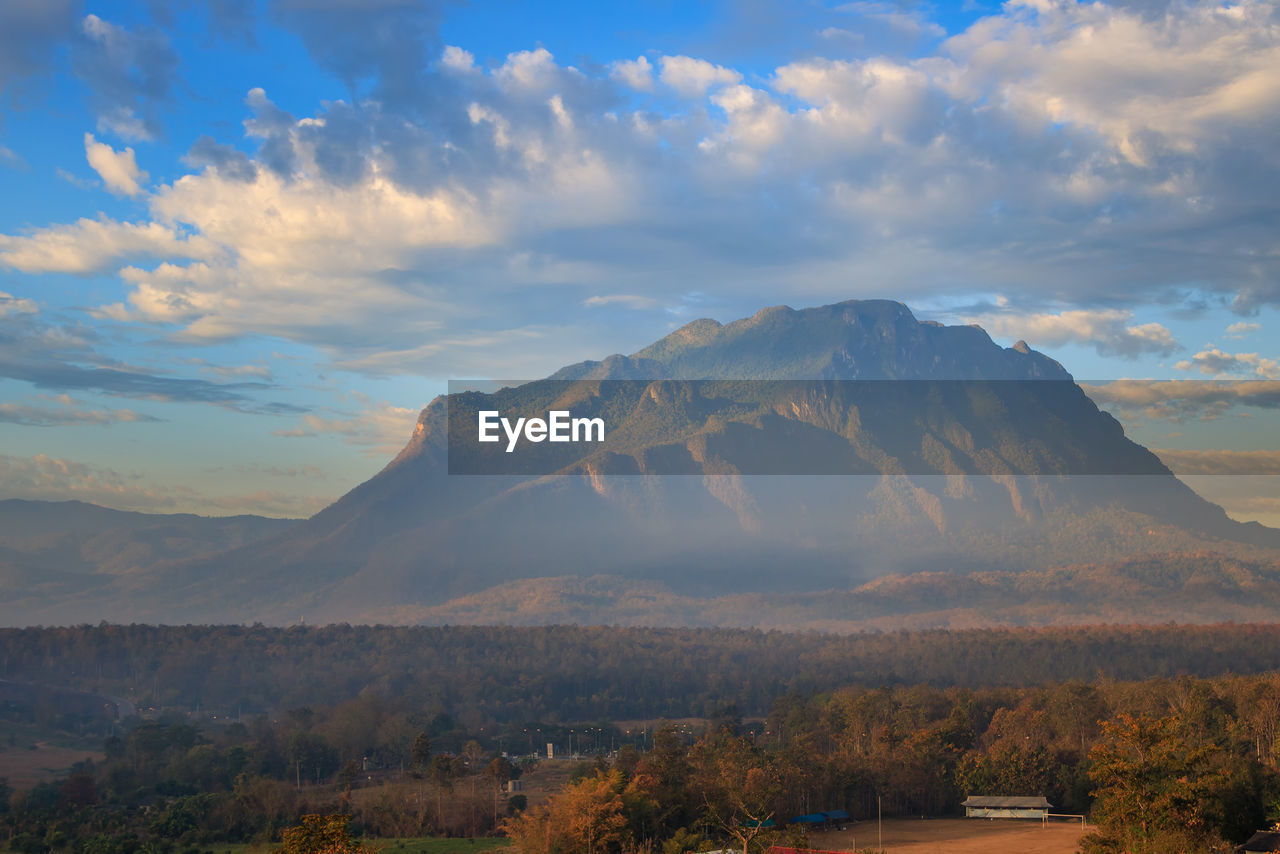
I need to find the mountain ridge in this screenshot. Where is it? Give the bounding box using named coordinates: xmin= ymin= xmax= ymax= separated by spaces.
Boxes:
xmin=3 ymin=298 xmax=1277 ymax=626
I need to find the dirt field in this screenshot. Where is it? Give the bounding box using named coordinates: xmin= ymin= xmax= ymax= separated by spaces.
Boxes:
xmin=811 ymin=817 xmax=1086 ymax=854
xmin=0 ymin=741 xmax=103 ymax=788
xmin=516 ymin=759 xmax=582 ymax=807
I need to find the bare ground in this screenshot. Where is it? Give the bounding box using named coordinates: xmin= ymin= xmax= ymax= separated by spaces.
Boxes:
xmin=810 ymin=817 xmax=1086 ymax=854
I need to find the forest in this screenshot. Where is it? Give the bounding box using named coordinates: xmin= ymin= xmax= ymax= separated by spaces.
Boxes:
xmin=7 ymin=622 xmax=1280 ymax=727
xmin=5 ymin=671 xmax=1280 ymax=852
xmin=6 ymin=624 xmax=1280 ymax=851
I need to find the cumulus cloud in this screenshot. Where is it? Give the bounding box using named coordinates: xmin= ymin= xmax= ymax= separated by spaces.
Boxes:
xmin=440 ymin=45 xmax=475 ymax=73
xmin=1154 ymin=448 xmax=1280 ymax=476
xmin=1082 ymin=379 xmax=1280 ymax=422
xmin=976 ymin=309 xmax=1181 ymax=359
xmin=1226 ymin=321 xmax=1261 ymax=339
xmin=0 ymin=217 xmax=212 ymax=274
xmin=270 ymin=0 xmax=448 ymax=109
xmin=1175 ymin=348 xmax=1280 ymax=379
xmin=610 ymin=56 xmax=654 ymax=91
xmin=0 ymin=453 xmax=179 ymax=511
xmin=2 ymin=0 xmax=1278 ymax=381
xmin=659 ymin=55 xmax=742 ymax=95
xmin=936 ymin=0 xmax=1280 ymax=165
xmin=183 ymin=136 xmax=257 ymax=182
xmin=74 ymin=14 xmax=179 ymax=141
xmin=84 ymin=133 xmax=148 ymax=196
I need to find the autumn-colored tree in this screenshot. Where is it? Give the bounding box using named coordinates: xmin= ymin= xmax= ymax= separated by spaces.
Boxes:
xmin=1083 ymin=713 xmax=1228 ymax=853
xmin=273 ymin=814 xmax=374 ymax=854
xmin=503 ymin=769 xmax=629 ymax=854
xmin=694 ymin=733 xmax=782 ymax=854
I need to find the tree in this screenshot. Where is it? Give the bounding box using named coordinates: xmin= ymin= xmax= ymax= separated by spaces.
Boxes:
xmin=1084 ymin=713 xmax=1227 ymax=853
xmin=502 ymin=770 xmax=629 ymax=854
xmin=339 ymin=759 xmax=360 ymax=791
xmin=411 ymin=732 xmax=432 ymax=772
xmin=695 ymin=734 xmax=782 ymax=854
xmin=273 ymin=814 xmax=374 ymax=854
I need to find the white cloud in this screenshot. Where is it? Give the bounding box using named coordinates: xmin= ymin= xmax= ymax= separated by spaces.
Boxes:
xmin=272 ymin=396 xmax=418 ymax=456
xmin=0 ymin=453 xmax=178 ymax=510
xmin=0 ymin=395 xmax=158 ymax=427
xmin=2 ymin=0 xmax=1278 ymax=380
xmin=1175 ymin=348 xmax=1280 ymax=379
xmin=976 ymin=308 xmax=1181 ymax=359
xmin=155 ymin=152 xmax=494 ymax=272
xmin=440 ymin=45 xmax=475 ymax=73
xmin=937 ymin=0 xmax=1280 ymax=165
xmin=610 ymin=56 xmax=653 ymax=91
xmin=1226 ymin=321 xmax=1261 ymax=339
xmin=583 ymin=294 xmax=660 ymax=310
xmin=659 ymin=55 xmax=742 ymax=96
xmin=0 ymin=291 xmax=37 ymax=317
xmin=1174 ymin=474 xmax=1280 ymax=527
xmin=0 ymin=217 xmax=212 ymax=274
xmin=84 ymin=132 xmax=148 ymax=197
xmin=1081 ymin=379 xmax=1280 ymax=422
xmin=1153 ymin=448 xmax=1280 ymax=476
xmin=496 ymin=47 xmax=561 ymax=92
xmin=76 ymin=15 xmax=178 ymax=142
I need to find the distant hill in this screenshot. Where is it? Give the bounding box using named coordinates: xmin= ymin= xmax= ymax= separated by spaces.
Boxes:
xmin=0 ymin=500 xmax=295 ymax=621
xmin=2 ymin=299 xmax=1277 ymax=626
xmin=360 ymin=550 xmax=1280 ymax=631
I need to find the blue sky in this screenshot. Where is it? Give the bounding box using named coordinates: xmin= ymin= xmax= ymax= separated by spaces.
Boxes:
xmin=1 ymin=0 xmax=1279 ymax=521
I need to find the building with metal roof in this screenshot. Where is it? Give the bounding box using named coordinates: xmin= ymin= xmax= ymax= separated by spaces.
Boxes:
xmin=961 ymin=795 xmax=1052 ymax=819
xmin=1238 ymin=830 xmax=1280 ymax=852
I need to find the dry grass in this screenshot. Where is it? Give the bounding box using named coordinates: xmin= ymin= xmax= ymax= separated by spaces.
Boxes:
xmin=514 ymin=759 xmax=582 ymax=807
xmin=812 ymin=816 xmax=1086 ymax=854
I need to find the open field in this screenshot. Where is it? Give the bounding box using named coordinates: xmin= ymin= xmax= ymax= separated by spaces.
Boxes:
xmin=516 ymin=759 xmax=583 ymax=807
xmin=0 ymin=741 xmax=103 ymax=788
xmin=814 ymin=817 xmax=1086 ymax=854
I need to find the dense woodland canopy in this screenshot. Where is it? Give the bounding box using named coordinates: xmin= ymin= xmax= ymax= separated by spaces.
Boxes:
xmin=8 ymin=623 xmax=1280 ymax=727
xmin=6 ymin=625 xmax=1280 ymax=850
xmin=5 ymin=669 xmax=1280 ymax=852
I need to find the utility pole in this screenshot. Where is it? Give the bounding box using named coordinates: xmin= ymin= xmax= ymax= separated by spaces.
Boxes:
xmin=878 ymin=794 xmax=883 ymax=852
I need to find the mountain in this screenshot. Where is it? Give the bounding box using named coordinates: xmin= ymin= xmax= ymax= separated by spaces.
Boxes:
xmin=0 ymin=500 xmax=296 ymax=619
xmin=4 ymin=299 xmax=1278 ymax=627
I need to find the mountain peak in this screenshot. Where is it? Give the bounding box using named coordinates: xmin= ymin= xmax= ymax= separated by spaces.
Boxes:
xmin=632 ymin=298 xmax=1070 ymax=381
